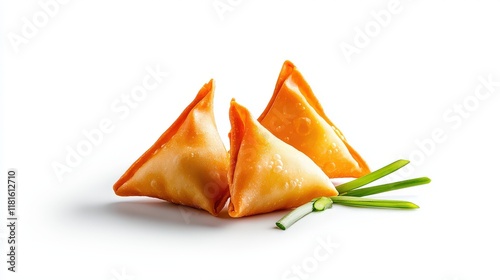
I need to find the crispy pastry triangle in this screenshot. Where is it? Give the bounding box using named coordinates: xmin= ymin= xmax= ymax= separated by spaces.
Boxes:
xmin=228 ymin=100 xmax=338 ymax=218
xmin=258 ymin=60 xmax=370 ymax=178
xmin=113 ymin=80 xmax=229 ymax=216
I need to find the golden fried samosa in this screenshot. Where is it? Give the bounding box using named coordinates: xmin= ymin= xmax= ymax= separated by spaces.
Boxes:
xmin=228 ymin=99 xmax=338 ymax=218
xmin=258 ymin=60 xmax=370 ymax=178
xmin=113 ymin=80 xmax=229 ymax=216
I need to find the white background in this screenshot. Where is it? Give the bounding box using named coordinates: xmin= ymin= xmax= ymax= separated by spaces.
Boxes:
xmin=1 ymin=1 xmax=500 ymax=279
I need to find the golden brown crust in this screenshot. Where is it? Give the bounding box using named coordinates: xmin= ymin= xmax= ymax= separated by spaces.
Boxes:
xmin=258 ymin=61 xmax=370 ymax=178
xmin=228 ymin=100 xmax=338 ymax=218
xmin=113 ymin=80 xmax=230 ymax=216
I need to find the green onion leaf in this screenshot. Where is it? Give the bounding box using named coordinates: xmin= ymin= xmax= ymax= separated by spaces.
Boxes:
xmin=335 ymin=159 xmax=410 ymax=194
xmin=343 ymin=177 xmax=431 ymax=197
xmin=330 ymin=196 xmax=419 ymax=209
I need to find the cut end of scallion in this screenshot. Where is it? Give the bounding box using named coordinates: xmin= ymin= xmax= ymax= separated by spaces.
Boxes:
xmin=276 ymin=222 xmax=286 ymax=230
xmin=313 ymin=197 xmax=333 ymax=211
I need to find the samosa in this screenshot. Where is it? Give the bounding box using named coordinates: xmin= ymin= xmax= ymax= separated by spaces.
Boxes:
xmin=113 ymin=80 xmax=229 ymax=216
xmin=258 ymin=61 xmax=370 ymax=178
xmin=228 ymin=99 xmax=338 ymax=218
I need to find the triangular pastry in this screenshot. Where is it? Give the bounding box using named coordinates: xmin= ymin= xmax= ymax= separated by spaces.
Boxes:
xmin=228 ymin=99 xmax=338 ymax=218
xmin=113 ymin=80 xmax=230 ymax=216
xmin=258 ymin=60 xmax=370 ymax=178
